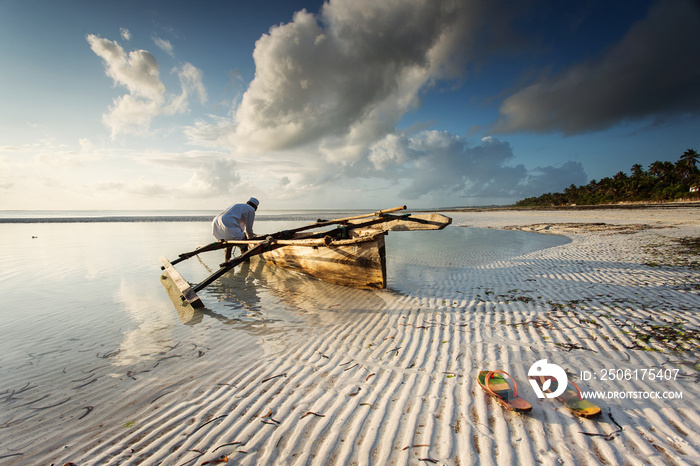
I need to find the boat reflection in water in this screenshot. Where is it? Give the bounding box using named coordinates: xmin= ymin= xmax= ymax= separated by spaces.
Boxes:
xmin=160 ymin=207 xmax=452 ymax=311
xmin=175 ymin=254 xmax=393 ymax=333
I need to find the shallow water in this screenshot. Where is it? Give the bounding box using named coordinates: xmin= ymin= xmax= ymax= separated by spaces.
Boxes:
xmin=385 ymin=225 xmax=570 ymax=293
xmin=0 ymin=217 xmax=570 ymax=462
xmin=1 ymin=220 xmax=569 ymax=370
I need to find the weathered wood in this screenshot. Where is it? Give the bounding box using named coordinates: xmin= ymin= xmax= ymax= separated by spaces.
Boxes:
xmin=222 ymin=235 xmax=376 ymax=247
xmin=261 ymin=205 xmax=407 ymax=239
xmin=309 ymin=205 xmax=407 ymax=224
xmin=160 ymin=256 xmax=204 ymax=309
xmin=161 ymin=208 xmax=431 ymax=266
xmin=349 ymin=213 xmax=452 ymax=231
xmin=219 ymin=213 xmax=449 ymax=247
xmin=260 ymin=230 xmax=387 ymax=289
xmin=193 ymin=239 xmax=278 ymax=292
xmin=166 ymin=241 xmax=228 ymax=267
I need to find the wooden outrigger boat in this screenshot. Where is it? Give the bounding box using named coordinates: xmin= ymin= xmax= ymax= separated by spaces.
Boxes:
xmin=259 ymin=228 xmax=387 ymax=289
xmin=160 ymin=206 xmax=451 ymax=310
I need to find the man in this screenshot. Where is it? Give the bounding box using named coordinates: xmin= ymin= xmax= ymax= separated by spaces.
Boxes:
xmin=212 ymin=197 xmax=259 ymax=261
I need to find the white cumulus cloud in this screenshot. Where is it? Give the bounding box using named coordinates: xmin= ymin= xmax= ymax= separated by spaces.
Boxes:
xmin=192 ymin=0 xmax=482 ymax=159
xmin=88 ymin=34 xmax=206 ymax=137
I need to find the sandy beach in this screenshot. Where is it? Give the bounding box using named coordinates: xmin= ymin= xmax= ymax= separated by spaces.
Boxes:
xmin=1 ymin=206 xmax=699 ymax=465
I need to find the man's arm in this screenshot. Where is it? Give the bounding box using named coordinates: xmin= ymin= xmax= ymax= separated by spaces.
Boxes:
xmin=243 ymin=209 xmax=256 ymax=238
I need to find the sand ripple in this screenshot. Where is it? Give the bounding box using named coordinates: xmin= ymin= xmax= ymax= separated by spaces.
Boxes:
xmin=2 ymin=209 xmax=699 ymax=465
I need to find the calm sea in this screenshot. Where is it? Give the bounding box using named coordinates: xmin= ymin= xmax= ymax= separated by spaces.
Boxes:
xmin=0 ymin=210 xmax=570 ymax=328
xmin=0 ymin=209 xmax=370 ymax=222
xmin=0 ymin=210 xmax=569 ymax=363
xmin=0 ymin=208 xmax=570 ymax=302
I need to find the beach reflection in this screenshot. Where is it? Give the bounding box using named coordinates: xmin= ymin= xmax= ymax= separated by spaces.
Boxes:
xmin=186 ymin=256 xmax=392 ymax=332
xmin=112 ymin=278 xmax=186 ymax=365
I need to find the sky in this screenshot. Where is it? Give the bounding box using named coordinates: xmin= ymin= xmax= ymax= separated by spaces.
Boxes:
xmin=1 ymin=0 xmax=699 ymax=211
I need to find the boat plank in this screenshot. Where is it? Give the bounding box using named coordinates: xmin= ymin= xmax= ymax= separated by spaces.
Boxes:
xmin=160 ymin=256 xmax=204 ymax=309
xmin=261 ymin=233 xmax=386 ymax=289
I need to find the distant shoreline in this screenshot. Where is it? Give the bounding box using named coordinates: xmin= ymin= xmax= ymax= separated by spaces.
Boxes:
xmin=442 ymin=199 xmax=700 ymax=212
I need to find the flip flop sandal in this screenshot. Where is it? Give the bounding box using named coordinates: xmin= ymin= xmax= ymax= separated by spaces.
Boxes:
xmin=535 ymin=375 xmax=601 ymax=418
xmin=478 ymin=370 xmax=533 ymax=413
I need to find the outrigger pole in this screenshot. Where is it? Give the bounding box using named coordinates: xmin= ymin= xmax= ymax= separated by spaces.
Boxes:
xmin=160 ymin=205 xmax=409 ymax=310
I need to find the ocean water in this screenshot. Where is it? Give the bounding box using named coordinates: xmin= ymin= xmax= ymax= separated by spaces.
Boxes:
xmin=0 ymin=214 xmax=570 ymax=362
xmin=0 ymin=213 xmax=569 ymax=461
xmin=0 ymin=209 xmax=373 ymax=222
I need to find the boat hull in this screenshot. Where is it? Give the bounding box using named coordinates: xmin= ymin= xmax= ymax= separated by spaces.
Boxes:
xmin=260 ymin=230 xmax=387 ymax=289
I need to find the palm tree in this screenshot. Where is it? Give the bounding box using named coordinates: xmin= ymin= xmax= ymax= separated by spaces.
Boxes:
xmin=676 ymin=161 xmax=693 ymax=183
xmin=680 ymin=149 xmax=699 ymax=170
xmin=660 ymin=161 xmax=678 ymax=185
xmin=613 ymin=172 xmax=628 ymax=198
xmin=631 ymin=163 xmax=644 ymax=179
xmin=649 ymin=161 xmax=665 ymax=180
xmin=599 ymin=177 xmax=618 ymax=200
xmin=677 ymin=149 xmax=700 ymax=183
xmin=564 ymin=184 xmax=579 ymax=203
xmin=514 ymin=149 xmax=700 ymax=205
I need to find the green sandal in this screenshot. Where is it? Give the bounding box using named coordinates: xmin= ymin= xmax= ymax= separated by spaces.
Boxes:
xmin=536 ymin=375 xmax=601 ymax=418
xmin=478 ymin=370 xmax=533 ymax=413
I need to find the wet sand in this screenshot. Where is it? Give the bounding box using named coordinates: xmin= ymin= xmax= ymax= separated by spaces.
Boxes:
xmin=1 ymin=207 xmax=699 ymax=465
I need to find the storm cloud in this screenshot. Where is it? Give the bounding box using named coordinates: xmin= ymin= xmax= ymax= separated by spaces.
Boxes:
xmin=492 ymin=0 xmax=700 ymax=135
xmin=189 ymin=0 xmax=534 ymax=156
xmin=230 ymin=0 xmax=472 ymax=158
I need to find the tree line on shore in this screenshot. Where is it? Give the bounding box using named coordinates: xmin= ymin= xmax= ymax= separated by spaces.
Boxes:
xmin=516 ymin=149 xmax=700 ymax=207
